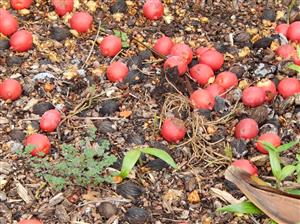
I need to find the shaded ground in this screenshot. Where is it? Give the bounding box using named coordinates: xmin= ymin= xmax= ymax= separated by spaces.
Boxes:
xmin=0 ymin=0 xmax=300 ymax=223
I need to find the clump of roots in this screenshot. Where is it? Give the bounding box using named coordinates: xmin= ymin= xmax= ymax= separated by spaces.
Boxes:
xmin=161 ymin=93 xmax=232 ymax=168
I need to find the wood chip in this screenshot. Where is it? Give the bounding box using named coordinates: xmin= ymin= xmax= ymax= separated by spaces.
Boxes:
xmin=0 ymin=162 xmax=12 ymax=174
xmin=49 ymin=193 xmax=65 ymax=206
xmin=16 ymin=182 xmax=34 ymax=204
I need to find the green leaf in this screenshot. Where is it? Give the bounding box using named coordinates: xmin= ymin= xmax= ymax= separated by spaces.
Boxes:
xmin=279 ymin=165 xmax=296 ymax=181
xmin=139 ymin=147 xmax=177 ymax=169
xmin=120 ymin=149 xmax=141 ymax=178
xmin=288 ymin=63 xmax=300 ymax=73
xmin=269 ymin=150 xmax=281 ymax=180
xmin=224 ymin=144 xmax=233 ymax=161
xmin=259 ymin=141 xmax=276 ymax=152
xmin=297 ymin=45 xmax=300 ymax=58
xmin=122 ymin=42 xmax=129 ymax=48
xmin=277 ymin=141 xmax=299 ymax=153
xmin=296 ymin=154 xmax=300 ymax=162
xmin=113 ymin=30 xmax=121 ymax=37
xmin=217 ymin=201 xmax=262 ymax=215
xmin=286 ymin=188 xmax=300 ymax=196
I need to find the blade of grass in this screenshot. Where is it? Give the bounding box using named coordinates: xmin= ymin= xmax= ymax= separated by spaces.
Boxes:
xmin=217 ymin=201 xmax=262 ymax=215
xmin=139 ymin=147 xmax=177 ymax=169
xmin=120 ymin=149 xmax=141 ymax=178
xmin=277 ymin=141 xmax=299 ymax=153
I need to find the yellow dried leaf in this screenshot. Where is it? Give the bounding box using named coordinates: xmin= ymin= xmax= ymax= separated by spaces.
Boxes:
xmin=26 ymin=124 xmax=37 ymax=135
xmin=112 ymin=13 xmax=124 ymax=22
xmin=246 ymin=27 xmax=258 ymax=35
xmin=238 ymin=79 xmax=249 ymax=90
xmin=48 ymin=51 xmax=60 ymax=62
xmin=47 ymin=11 xmax=58 ymax=20
xmin=19 ymin=9 xmax=30 ymax=15
xmin=69 ymin=29 xmax=79 ymax=37
xmin=200 ymin=17 xmax=209 ymax=23
xmin=238 ymin=47 xmax=250 ymax=58
xmin=251 ymin=34 xmax=261 ymax=43
xmin=188 ymin=190 xmax=200 ymax=204
xmin=86 ymin=0 xmax=97 ymax=12
xmin=270 ymin=40 xmax=280 ymax=51
xmin=74 ymin=0 xmax=80 ymax=9
xmin=276 ymin=11 xmax=285 ymax=20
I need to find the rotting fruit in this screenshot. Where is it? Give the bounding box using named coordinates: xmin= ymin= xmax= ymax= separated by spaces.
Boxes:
xmin=0 ymin=79 xmax=22 ymax=100
xmin=286 ymin=21 xmax=300 ymax=42
xmin=206 ymin=83 xmax=226 ymax=98
xmin=153 ymin=35 xmax=174 ymax=56
xmin=197 ymin=48 xmax=224 ymax=71
xmin=161 ymin=118 xmax=186 ymax=143
xmin=107 ymin=61 xmax=129 ymax=82
xmin=234 ymin=118 xmax=259 ymax=140
xmin=163 ymin=56 xmax=188 ymax=76
xmin=24 ymin=134 xmax=51 ymax=157
xmin=242 ymin=86 xmax=266 ymax=107
xmin=215 ymin=71 xmax=238 ymax=90
xmin=190 ymin=63 xmax=214 ymax=86
xmin=40 ymin=109 xmax=61 ymax=132
xmin=277 ymin=77 xmax=300 ymax=98
xmin=143 ymin=0 xmax=164 ymax=20
xmin=69 ymin=12 xmax=93 ymax=33
xmin=10 ymin=30 xmax=33 ymax=52
xmin=232 ymin=159 xmax=258 ymax=176
xmin=0 ymin=10 xmax=18 ymax=36
xmin=99 ymin=35 xmax=122 ymax=57
xmin=256 ymin=79 xmax=277 ymax=102
xmin=190 ymin=89 xmax=215 ymax=110
xmin=52 ymin=0 xmax=73 ymax=16
xmin=170 ymin=43 xmax=193 ymax=64
xmin=256 ymin=132 xmax=281 ymax=154
xmin=10 ymin=0 xmax=32 ymax=10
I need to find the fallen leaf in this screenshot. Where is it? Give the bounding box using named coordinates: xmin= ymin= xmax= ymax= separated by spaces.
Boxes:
xmin=119 ymin=110 xmax=132 ymax=118
xmin=188 ymin=190 xmax=200 ymax=204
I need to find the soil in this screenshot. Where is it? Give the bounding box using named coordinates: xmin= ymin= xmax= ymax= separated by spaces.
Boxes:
xmin=0 ymin=0 xmax=300 ymax=224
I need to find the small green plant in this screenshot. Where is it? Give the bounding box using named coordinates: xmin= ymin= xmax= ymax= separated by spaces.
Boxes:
xmin=119 ymin=147 xmax=177 ymax=178
xmin=261 ymin=140 xmax=299 ymax=187
xmin=17 ymin=128 xmax=117 ymax=191
xmin=113 ymin=29 xmax=129 ymax=48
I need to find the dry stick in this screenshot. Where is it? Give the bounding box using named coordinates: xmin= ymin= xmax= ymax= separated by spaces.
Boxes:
xmin=81 ymin=21 xmax=102 ymax=69
xmin=287 ymin=0 xmax=297 ymax=24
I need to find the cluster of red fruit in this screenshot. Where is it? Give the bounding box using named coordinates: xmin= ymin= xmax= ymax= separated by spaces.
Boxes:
xmin=275 ymin=21 xmax=300 ymax=64
xmin=0 ymin=0 xmax=33 ymax=52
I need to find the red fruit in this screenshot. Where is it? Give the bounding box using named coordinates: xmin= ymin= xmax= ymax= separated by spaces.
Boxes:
xmin=206 ymin=83 xmax=226 ymax=98
xmin=256 ymin=79 xmax=277 ymax=102
xmin=235 ymin=118 xmax=259 ymax=140
xmin=10 ymin=30 xmax=33 ymax=52
xmin=164 ymin=56 xmax=188 ymax=76
xmin=107 ymin=61 xmax=128 ymax=82
xmin=161 ymin=118 xmax=186 ymax=143
xmin=275 ymin=44 xmax=296 ymax=59
xmin=242 ymin=86 xmax=266 ymax=107
xmin=69 ymin=12 xmax=93 ymax=33
xmin=287 ymin=21 xmax=300 ymax=42
xmin=215 ymin=71 xmax=238 ymax=90
xmin=52 ymin=0 xmax=73 ymax=16
xmin=195 ymin=47 xmax=211 ymax=58
xmin=153 ymin=36 xmax=174 ymax=56
xmin=10 ymin=0 xmax=32 ymax=10
xmin=293 ymin=54 xmax=300 ymax=65
xmin=18 ymin=219 xmax=43 ymax=224
xmin=190 ymin=63 xmax=214 ymax=85
xmin=256 ymin=132 xmax=281 ymax=154
xmin=99 ymin=35 xmax=122 ymax=57
xmin=170 ymin=43 xmax=193 ymax=64
xmin=277 ymin=77 xmax=300 ymax=98
xmin=232 ymin=159 xmax=258 ymax=176
xmin=0 ymin=11 xmax=18 ymax=36
xmin=40 ymin=109 xmax=61 ymax=132
xmin=143 ymin=0 xmax=164 ymax=20
xmin=0 ymin=79 xmax=22 ymax=100
xmin=190 ymin=89 xmax=215 ymax=110
xmin=24 ymin=134 xmax=51 ymax=157
xmin=197 ymin=49 xmax=224 ymax=71
xmin=275 ymin=23 xmax=289 ymax=36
